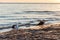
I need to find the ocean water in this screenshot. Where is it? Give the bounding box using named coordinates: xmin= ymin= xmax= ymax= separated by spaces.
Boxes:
xmin=0 ymin=4 xmax=60 ymax=32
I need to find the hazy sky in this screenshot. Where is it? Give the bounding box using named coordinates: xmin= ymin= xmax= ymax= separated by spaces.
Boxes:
xmin=0 ymin=0 xmax=60 ymax=3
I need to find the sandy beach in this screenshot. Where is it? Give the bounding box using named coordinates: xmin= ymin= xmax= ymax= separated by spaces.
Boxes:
xmin=0 ymin=23 xmax=60 ymax=40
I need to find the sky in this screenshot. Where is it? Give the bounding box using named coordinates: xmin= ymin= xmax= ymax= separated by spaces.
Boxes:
xmin=0 ymin=0 xmax=60 ymax=3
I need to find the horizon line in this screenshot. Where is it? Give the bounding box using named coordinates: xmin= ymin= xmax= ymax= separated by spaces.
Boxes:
xmin=0 ymin=2 xmax=60 ymax=4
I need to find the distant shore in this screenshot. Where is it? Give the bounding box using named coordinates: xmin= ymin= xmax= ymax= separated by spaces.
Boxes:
xmin=0 ymin=23 xmax=60 ymax=40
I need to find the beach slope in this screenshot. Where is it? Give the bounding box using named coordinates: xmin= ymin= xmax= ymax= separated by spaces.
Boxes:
xmin=0 ymin=24 xmax=60 ymax=40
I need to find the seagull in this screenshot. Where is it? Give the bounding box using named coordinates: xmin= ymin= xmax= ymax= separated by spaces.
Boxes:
xmin=37 ymin=20 xmax=46 ymax=25
xmin=12 ymin=25 xmax=16 ymax=29
xmin=12 ymin=23 xmax=19 ymax=30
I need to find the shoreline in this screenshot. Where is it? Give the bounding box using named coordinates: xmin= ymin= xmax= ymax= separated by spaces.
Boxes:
xmin=0 ymin=23 xmax=60 ymax=33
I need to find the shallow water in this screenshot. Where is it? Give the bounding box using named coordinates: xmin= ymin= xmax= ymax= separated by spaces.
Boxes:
xmin=0 ymin=4 xmax=60 ymax=32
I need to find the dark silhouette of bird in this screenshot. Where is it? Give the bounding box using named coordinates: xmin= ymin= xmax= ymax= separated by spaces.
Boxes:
xmin=12 ymin=25 xmax=16 ymax=29
xmin=37 ymin=20 xmax=45 ymax=25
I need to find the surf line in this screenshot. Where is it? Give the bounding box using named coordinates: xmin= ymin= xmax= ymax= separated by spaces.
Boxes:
xmin=0 ymin=20 xmax=46 ymax=30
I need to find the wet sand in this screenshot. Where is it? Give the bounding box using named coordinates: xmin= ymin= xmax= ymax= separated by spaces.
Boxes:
xmin=0 ymin=24 xmax=60 ymax=40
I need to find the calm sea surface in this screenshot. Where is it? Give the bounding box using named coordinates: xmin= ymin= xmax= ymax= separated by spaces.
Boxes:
xmin=0 ymin=4 xmax=60 ymax=32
